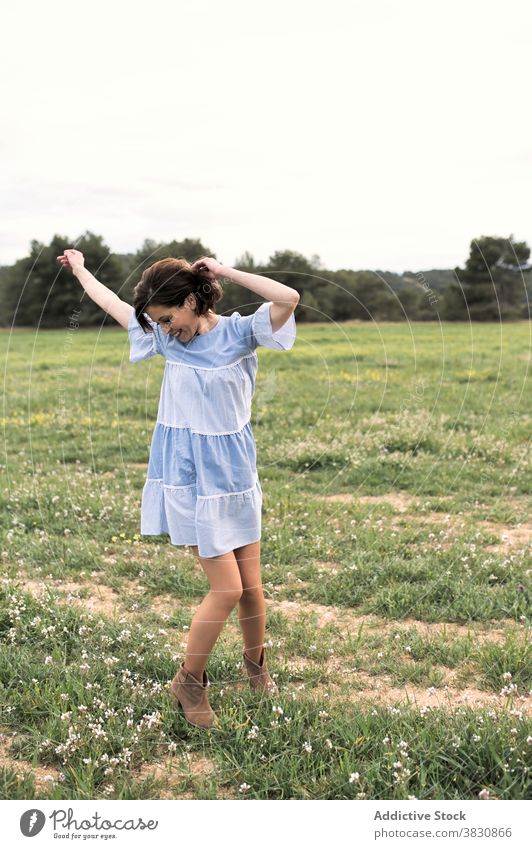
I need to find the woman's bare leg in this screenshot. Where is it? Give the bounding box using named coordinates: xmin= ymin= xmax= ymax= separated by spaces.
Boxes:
xmin=183 ymin=547 xmax=243 ymax=680
xmin=233 ymin=541 xmax=266 ymax=664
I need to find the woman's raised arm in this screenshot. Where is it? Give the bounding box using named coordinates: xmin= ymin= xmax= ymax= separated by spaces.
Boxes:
xmin=57 ymin=249 xmax=133 ymax=330
xmin=190 ymin=256 xmax=300 ymax=333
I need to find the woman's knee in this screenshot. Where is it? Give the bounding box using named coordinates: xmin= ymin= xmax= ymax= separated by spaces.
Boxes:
xmin=240 ymin=584 xmax=264 ymax=603
xmin=198 ymin=549 xmax=243 ymax=608
xmin=209 ymin=585 xmax=243 ymax=610
xmin=227 ymin=586 xmax=244 ymax=607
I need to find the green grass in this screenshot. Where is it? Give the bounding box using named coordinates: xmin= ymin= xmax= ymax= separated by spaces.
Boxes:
xmin=0 ymin=320 xmax=530 ymax=799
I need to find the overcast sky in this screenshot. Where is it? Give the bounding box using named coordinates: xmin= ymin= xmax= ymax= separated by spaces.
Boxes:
xmin=2 ymin=0 xmax=531 ymax=273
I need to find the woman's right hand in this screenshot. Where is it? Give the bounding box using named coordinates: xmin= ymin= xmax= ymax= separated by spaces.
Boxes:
xmin=57 ymin=249 xmax=85 ymax=274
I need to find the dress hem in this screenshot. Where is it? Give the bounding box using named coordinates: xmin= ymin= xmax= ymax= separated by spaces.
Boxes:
xmin=139 ymin=476 xmax=263 ymax=558
xmin=138 ymin=529 xmax=262 ymax=558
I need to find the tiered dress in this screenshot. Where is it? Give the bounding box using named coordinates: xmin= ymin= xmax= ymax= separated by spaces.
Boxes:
xmin=128 ymin=301 xmax=296 ymax=558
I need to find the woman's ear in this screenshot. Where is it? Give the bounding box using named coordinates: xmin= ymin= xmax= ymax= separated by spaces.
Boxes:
xmin=186 ymin=294 xmax=199 ymax=314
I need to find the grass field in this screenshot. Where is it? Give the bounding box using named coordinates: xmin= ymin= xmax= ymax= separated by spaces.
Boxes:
xmin=0 ymin=319 xmax=530 ymax=800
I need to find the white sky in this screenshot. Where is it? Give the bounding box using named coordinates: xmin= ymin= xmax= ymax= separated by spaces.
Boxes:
xmin=2 ymin=0 xmax=531 ymax=272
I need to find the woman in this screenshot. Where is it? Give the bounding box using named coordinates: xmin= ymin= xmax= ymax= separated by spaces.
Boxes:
xmin=57 ymin=248 xmax=299 ymax=729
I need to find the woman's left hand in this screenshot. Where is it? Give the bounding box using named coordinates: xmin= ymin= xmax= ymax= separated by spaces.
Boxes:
xmin=191 ymin=257 xmax=227 ymax=279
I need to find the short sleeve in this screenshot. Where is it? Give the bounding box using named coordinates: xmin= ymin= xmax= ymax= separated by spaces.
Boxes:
xmin=233 ymin=301 xmax=296 ymax=352
xmin=128 ymin=310 xmax=165 ymax=362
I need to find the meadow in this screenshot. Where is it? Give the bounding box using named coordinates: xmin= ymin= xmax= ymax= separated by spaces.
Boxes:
xmin=0 ymin=318 xmax=530 ymax=800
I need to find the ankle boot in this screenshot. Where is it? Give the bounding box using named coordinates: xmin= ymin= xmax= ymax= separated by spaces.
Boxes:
xmin=170 ymin=663 xmax=218 ymax=729
xmin=243 ymin=647 xmax=278 ymax=695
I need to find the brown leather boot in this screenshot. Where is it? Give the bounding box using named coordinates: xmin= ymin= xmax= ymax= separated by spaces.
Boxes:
xmin=170 ymin=663 xmax=218 ymax=729
xmin=243 ymin=647 xmax=278 ymax=695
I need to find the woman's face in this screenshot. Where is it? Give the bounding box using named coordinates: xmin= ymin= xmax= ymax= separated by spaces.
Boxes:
xmin=145 ymin=297 xmax=199 ymax=342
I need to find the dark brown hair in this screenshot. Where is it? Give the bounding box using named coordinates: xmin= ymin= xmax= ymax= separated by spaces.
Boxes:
xmin=132 ymin=257 xmax=224 ymax=333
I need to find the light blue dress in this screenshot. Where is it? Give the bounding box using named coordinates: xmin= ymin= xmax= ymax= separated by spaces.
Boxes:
xmin=128 ymin=302 xmax=296 ymax=558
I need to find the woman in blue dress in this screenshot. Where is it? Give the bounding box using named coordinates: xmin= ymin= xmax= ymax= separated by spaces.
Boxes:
xmin=57 ymin=248 xmax=299 ymax=729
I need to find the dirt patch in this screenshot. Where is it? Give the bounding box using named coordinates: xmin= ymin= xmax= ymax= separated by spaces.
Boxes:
xmin=68 ymin=584 xmax=125 ymax=615
xmin=13 ymin=574 xmax=164 ymax=620
xmin=354 ymin=675 xmax=532 ymax=713
xmin=266 ymin=598 xmax=517 ymax=644
xmin=19 ymin=578 xmax=54 ymax=597
xmin=306 ymin=671 xmax=532 ymax=714
xmin=381 ymin=515 xmax=531 ymax=555
xmin=357 ymin=493 xmax=419 ymax=512
xmin=318 ymin=494 xmax=359 ymax=504
xmin=389 ymin=617 xmax=514 ymax=645
xmin=132 ymin=752 xmax=217 ymax=799
xmin=478 ymin=522 xmax=531 ymax=552
xmin=17 ymin=574 xmax=519 ymax=648
xmin=390 ymin=512 xmax=453 ymax=526
xmin=148 ymin=594 xmax=183 ymax=616
xmin=18 ymin=577 xmax=125 ymax=617
xmin=318 ymin=493 xmax=419 ymax=511
xmin=134 ymin=758 xmax=186 ymax=798
xmin=228 ymin=650 xmax=532 ymax=714
xmin=399 ymin=516 xmax=531 ymax=553
xmin=284 ymin=656 xmax=317 ymax=674
xmin=216 ymin=786 xmax=239 ymax=799
xmin=187 ymin=755 xmax=216 ymax=777
xmin=319 ymin=504 xmax=529 ymax=554
xmin=0 ymin=730 xmax=60 ymax=793
xmin=266 ymin=598 xmax=365 ymax=628
xmin=315 ymin=561 xmax=342 ymax=575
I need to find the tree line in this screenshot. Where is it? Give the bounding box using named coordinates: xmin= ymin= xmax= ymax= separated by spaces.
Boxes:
xmin=0 ymin=232 xmax=529 ymax=328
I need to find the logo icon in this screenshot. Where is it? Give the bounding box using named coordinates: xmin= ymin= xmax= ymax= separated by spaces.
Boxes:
xmin=20 ymin=810 xmax=46 ymax=837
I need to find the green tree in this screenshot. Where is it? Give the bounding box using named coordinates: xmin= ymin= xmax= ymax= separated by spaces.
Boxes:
xmin=443 ymin=235 xmax=529 ymax=321
xmin=397 ymin=286 xmax=423 ymax=321
xmin=350 ymin=272 xmax=398 ymax=320
xmin=133 ymin=237 xmax=213 ymax=278
xmin=232 ymin=251 xmax=257 ymax=271
xmin=264 ymin=250 xmax=322 ymax=296
xmin=219 ymin=252 xmax=260 ymax=313
xmin=327 ymin=270 xmax=360 ymax=321
xmin=0 ymin=231 xmax=124 ymax=328
xmin=297 ymin=291 xmax=323 ymax=322
xmin=229 ymin=249 xmax=324 ymax=318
